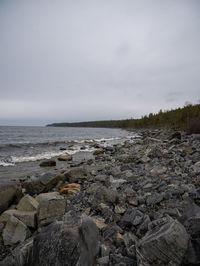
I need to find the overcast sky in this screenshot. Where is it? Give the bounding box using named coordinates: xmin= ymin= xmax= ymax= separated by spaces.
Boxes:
xmin=0 ymin=0 xmax=199 ymax=125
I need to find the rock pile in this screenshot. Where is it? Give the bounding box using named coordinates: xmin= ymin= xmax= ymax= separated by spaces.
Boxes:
xmin=0 ymin=129 xmax=200 ymax=265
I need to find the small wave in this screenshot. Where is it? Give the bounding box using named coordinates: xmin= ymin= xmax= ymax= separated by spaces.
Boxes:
xmin=126 ymin=134 xmax=140 ymax=139
xmin=4 ymin=146 xmax=95 ymax=165
xmin=0 ymin=157 xmax=15 ymax=167
xmin=0 ymin=161 xmax=14 ymax=167
xmin=74 ymin=139 xmax=94 ymax=144
xmin=94 ymin=137 xmax=121 ymax=142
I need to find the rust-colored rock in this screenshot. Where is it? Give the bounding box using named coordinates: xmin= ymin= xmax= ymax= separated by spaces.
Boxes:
xmin=59 ymin=183 xmax=81 ymax=195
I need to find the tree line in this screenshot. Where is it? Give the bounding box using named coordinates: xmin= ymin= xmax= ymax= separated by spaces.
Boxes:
xmin=47 ymin=103 xmax=200 ymax=133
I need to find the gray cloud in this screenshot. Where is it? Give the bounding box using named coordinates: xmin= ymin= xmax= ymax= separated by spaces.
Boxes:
xmin=0 ymin=0 xmax=200 ymax=125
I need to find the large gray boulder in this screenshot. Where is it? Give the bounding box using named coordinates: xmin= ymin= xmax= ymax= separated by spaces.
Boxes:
xmin=137 ymin=217 xmax=189 ymax=265
xmin=29 ymin=214 xmax=99 ymax=266
xmin=2 ymin=215 xmax=31 ymax=245
xmin=35 ymin=192 xmax=66 ymax=227
xmin=0 ymin=181 xmax=22 ymax=214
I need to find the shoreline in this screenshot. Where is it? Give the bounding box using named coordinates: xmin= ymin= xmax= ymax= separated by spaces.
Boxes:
xmin=0 ymin=129 xmax=200 ymax=265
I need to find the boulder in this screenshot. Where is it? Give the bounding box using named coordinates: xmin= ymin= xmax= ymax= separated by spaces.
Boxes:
xmin=17 ymin=195 xmax=39 ymax=212
xmin=137 ymin=217 xmax=189 ymax=265
xmin=0 ymin=209 xmax=37 ymax=228
xmin=2 ymin=215 xmax=31 ymax=245
xmin=39 ymin=160 xmax=56 ymax=167
xmin=57 ymin=155 xmax=72 ymax=161
xmin=35 ymin=192 xmax=66 ymax=227
xmin=0 ymin=181 xmax=22 ymax=214
xmin=29 ymin=214 xmax=99 ymax=266
xmin=64 ymin=168 xmax=88 ymax=183
xmin=22 ymin=173 xmax=65 ymax=195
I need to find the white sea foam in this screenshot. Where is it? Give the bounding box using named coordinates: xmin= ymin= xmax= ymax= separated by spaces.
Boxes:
xmin=0 ymin=160 xmax=15 ymax=167
xmin=74 ymin=139 xmax=94 ymax=143
xmin=9 ymin=146 xmax=95 ymax=164
xmin=94 ymin=137 xmax=121 ymax=142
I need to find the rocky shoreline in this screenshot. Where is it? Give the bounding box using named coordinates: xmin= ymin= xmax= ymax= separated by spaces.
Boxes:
xmin=0 ymin=129 xmax=200 ymax=265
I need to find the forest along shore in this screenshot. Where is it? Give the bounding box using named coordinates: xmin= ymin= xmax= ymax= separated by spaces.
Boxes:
xmin=0 ymin=129 xmax=200 ymax=265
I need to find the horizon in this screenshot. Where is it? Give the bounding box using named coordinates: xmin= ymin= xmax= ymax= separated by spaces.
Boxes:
xmin=0 ymin=101 xmax=198 ymax=127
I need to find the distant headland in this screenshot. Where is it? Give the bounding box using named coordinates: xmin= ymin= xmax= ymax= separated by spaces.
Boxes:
xmin=47 ymin=103 xmax=200 ymax=134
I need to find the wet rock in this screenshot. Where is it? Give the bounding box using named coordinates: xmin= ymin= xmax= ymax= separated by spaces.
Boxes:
xmin=39 ymin=160 xmax=56 ymax=167
xmin=137 ymin=217 xmax=189 ymax=265
xmin=0 ymin=181 xmax=22 ymax=214
xmin=57 ymin=155 xmax=72 ymax=161
xmin=59 ymin=147 xmax=66 ymax=151
xmin=64 ymin=168 xmax=88 ymax=183
xmin=2 ymin=216 xmax=31 ymax=245
xmin=93 ymin=148 xmax=104 ymax=155
xmin=35 ymin=192 xmax=66 ymax=227
xmin=29 ymin=214 xmax=99 ymax=266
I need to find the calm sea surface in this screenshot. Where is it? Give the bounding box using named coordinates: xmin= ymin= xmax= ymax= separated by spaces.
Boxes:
xmin=0 ymin=126 xmax=136 ymax=167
